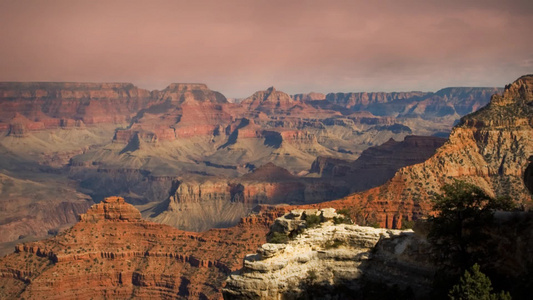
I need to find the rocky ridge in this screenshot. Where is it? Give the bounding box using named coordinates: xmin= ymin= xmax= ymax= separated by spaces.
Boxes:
xmin=0 ymin=82 xmax=155 ymax=135
xmin=308 ymin=75 xmax=533 ymax=228
xmin=0 ymin=81 xmax=506 ymax=247
xmin=223 ymin=209 xmax=435 ymax=299
xmin=225 ymin=208 xmax=533 ymax=299
xmin=0 ymin=197 xmax=287 ymax=299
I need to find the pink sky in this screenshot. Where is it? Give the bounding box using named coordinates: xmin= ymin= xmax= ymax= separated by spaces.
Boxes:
xmin=0 ymin=0 xmax=532 ymax=97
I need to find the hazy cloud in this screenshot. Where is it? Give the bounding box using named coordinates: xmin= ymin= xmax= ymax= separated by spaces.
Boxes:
xmin=0 ymin=0 xmax=531 ymax=97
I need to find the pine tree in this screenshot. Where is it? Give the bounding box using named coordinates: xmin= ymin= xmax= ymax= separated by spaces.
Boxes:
xmin=448 ymin=264 xmax=511 ymax=300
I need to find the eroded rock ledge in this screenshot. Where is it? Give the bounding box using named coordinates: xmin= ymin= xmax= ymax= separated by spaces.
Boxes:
xmin=0 ymin=197 xmax=284 ymax=299
xmin=223 ymin=209 xmax=435 ymax=299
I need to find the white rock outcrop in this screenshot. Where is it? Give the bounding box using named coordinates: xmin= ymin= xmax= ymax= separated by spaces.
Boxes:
xmin=224 ymin=209 xmax=435 ymax=299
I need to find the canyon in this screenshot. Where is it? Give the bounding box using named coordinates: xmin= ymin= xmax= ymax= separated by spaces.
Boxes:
xmin=0 ymin=197 xmax=285 ymax=299
xmin=0 ymin=75 xmax=531 ymax=299
xmin=304 ymin=75 xmax=533 ymax=229
xmin=0 ymin=81 xmax=498 ymax=247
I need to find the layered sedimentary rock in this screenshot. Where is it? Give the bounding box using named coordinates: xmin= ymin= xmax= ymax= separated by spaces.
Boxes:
xmin=0 ymin=197 xmax=286 ymax=299
xmin=0 ymin=80 xmax=508 ymax=246
xmin=0 ymin=82 xmax=155 ymax=135
xmin=225 ymin=209 xmax=533 ymax=300
xmin=291 ymin=92 xmax=326 ymax=102
xmin=309 ymin=75 xmax=533 ymax=228
xmin=242 ymin=87 xmax=305 ymax=114
xmin=224 ymin=209 xmax=435 ymax=299
xmin=145 ymin=163 xmax=350 ymax=232
xmin=325 ymin=87 xmax=501 ymax=118
xmin=326 ymin=91 xmax=429 ymax=110
xmin=114 ymin=83 xmax=232 ymax=143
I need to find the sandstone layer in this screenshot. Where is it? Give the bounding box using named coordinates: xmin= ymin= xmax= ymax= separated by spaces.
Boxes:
xmin=307 ymin=75 xmax=533 ymax=228
xmin=0 ymin=197 xmax=286 ymax=299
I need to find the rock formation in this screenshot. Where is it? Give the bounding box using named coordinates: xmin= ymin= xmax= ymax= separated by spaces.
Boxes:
xmin=242 ymin=87 xmax=302 ymax=114
xmin=144 ymin=163 xmax=350 ymax=232
xmin=0 ymin=82 xmax=155 ymax=133
xmin=307 ymin=75 xmax=533 ymax=228
xmin=310 ymin=135 xmax=446 ymax=192
xmin=223 ymin=209 xmax=435 ymax=299
xmin=324 ymin=87 xmax=501 ymax=118
xmin=0 ymin=197 xmax=286 ymax=299
xmin=224 ymin=208 xmax=533 ymax=299
xmin=0 ymin=80 xmax=507 ymax=248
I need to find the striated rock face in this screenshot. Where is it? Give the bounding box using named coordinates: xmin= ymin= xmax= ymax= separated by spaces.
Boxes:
xmin=145 ymin=163 xmax=350 ymax=232
xmin=223 ymin=209 xmax=435 ymax=299
xmin=79 ymin=196 xmax=141 ymax=222
xmin=242 ymin=87 xmax=295 ymax=112
xmin=326 ymin=91 xmax=429 ymax=110
xmin=310 ymin=75 xmax=533 ymax=228
xmin=0 ymin=82 xmax=155 ymax=134
xmin=159 ymin=83 xmax=228 ymax=104
xmin=0 ymin=80 xmax=509 ymax=246
xmin=241 ymin=87 xmax=321 ymax=117
xmin=56 ymin=81 xmax=499 ymax=211
xmin=112 ymin=82 xmax=231 ymax=143
xmin=0 ymin=197 xmax=287 ymax=299
xmin=291 ymin=92 xmax=326 ymax=102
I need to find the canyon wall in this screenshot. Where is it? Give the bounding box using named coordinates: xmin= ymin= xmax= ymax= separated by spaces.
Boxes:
xmin=224 ymin=209 xmax=533 ymax=300
xmin=0 ymin=197 xmax=286 ymax=299
xmin=0 ymin=82 xmax=155 ymax=135
xmin=0 ymin=81 xmax=508 ymax=248
xmin=307 ymin=75 xmax=533 ymax=228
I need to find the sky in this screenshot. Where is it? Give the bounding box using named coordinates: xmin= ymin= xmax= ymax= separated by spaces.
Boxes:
xmin=0 ymin=0 xmax=532 ymax=98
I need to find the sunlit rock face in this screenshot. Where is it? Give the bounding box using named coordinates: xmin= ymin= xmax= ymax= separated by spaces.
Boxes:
xmin=311 ymin=75 xmax=533 ymax=228
xmin=0 ymin=197 xmax=288 ymax=299
xmin=223 ymin=209 xmax=435 ymax=299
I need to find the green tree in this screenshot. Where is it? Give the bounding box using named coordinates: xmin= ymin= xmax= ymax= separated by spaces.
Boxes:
xmin=428 ymin=180 xmax=514 ymax=271
xmin=449 ymin=264 xmax=511 ymax=300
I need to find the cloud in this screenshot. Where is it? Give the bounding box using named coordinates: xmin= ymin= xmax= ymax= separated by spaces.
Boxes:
xmin=0 ymin=0 xmax=531 ymax=97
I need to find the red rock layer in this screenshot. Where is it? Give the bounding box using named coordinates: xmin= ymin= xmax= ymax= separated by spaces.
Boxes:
xmin=303 ymin=75 xmax=533 ymax=228
xmin=112 ymin=83 xmax=232 ymax=143
xmin=0 ymin=197 xmax=286 ymax=299
xmin=0 ymin=82 xmax=156 ymax=135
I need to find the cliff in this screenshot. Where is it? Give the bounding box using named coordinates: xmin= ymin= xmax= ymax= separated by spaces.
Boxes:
xmin=309 ymin=75 xmax=533 ymax=228
xmin=144 ymin=163 xmax=349 ymax=232
xmin=0 ymin=197 xmax=286 ymax=299
xmin=0 ymin=82 xmax=155 ymax=135
xmin=325 ymin=87 xmax=502 ymax=118
xmin=224 ymin=209 xmax=533 ymax=299
xmin=224 ymin=209 xmax=435 ymax=299
xmin=326 ymin=91 xmax=429 ymax=110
